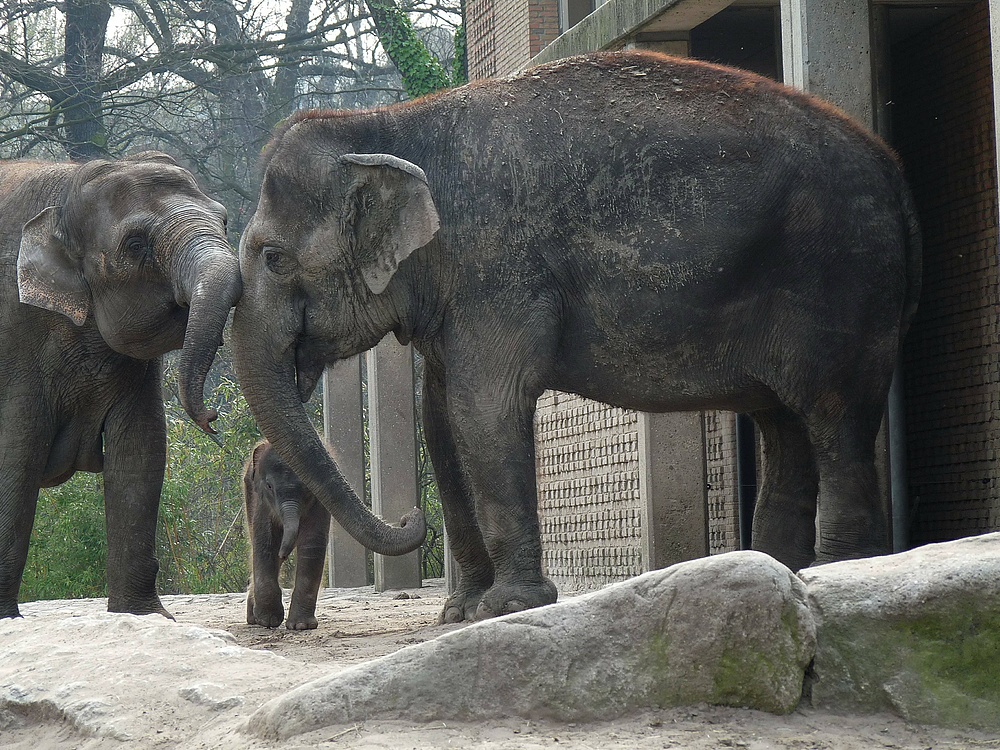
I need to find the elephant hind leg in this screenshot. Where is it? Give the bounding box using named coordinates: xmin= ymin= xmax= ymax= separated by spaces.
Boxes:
xmin=750 ymin=406 xmax=819 ymax=571
xmin=806 ymin=401 xmax=889 ymax=565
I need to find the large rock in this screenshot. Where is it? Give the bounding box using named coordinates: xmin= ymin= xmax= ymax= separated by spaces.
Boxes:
xmin=247 ymin=550 xmax=815 ymax=740
xmin=800 ymin=532 xmax=1000 ymax=729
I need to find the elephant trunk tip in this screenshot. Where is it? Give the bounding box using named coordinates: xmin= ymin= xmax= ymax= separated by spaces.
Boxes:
xmin=396 ymin=506 xmax=428 ymax=554
xmin=181 ymin=398 xmax=220 ymax=436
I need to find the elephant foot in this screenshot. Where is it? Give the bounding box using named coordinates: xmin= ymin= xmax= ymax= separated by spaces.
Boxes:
xmin=285 ymin=613 xmax=318 ymax=630
xmin=0 ymin=599 xmax=22 ymax=619
xmin=108 ymin=595 xmax=174 ymax=620
xmin=246 ymin=588 xmax=284 ymax=628
xmin=439 ymin=584 xmax=490 ymax=624
xmin=473 ymin=578 xmax=558 ymax=621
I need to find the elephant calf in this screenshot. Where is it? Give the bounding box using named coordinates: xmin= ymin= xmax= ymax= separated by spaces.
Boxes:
xmin=243 ymin=440 xmax=331 ymax=630
xmin=232 ymin=50 xmax=921 ymax=623
xmin=0 ymin=152 xmax=241 ymax=619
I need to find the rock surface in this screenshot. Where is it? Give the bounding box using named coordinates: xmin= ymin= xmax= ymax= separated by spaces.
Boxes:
xmin=247 ymin=550 xmax=815 ymax=740
xmin=800 ymin=532 xmax=1000 ymax=729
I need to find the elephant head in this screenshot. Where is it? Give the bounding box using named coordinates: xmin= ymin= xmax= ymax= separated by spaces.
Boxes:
xmin=16 ymin=152 xmax=242 ymax=432
xmin=245 ymin=441 xmax=305 ymax=560
xmin=232 ymin=122 xmax=436 ymax=556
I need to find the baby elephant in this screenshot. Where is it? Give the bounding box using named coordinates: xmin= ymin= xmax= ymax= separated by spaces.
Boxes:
xmin=243 ymin=440 xmax=331 ymax=629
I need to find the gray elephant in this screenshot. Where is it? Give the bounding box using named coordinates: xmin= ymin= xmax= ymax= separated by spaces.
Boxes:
xmin=243 ymin=440 xmax=331 ymax=629
xmin=0 ymin=152 xmax=241 ymax=619
xmin=231 ymin=51 xmax=921 ymax=622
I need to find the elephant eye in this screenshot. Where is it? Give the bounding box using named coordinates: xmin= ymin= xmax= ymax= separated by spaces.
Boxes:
xmin=262 ymin=245 xmax=291 ymax=275
xmin=124 ymin=233 xmax=151 ymax=257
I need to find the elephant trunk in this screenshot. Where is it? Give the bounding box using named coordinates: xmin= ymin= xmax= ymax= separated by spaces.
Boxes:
xmin=277 ymin=500 xmax=300 ymax=561
xmin=231 ymin=316 xmax=425 ymax=556
xmin=175 ymin=241 xmax=243 ymax=433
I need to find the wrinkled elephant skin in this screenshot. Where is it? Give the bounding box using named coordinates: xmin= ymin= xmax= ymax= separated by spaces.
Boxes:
xmin=243 ymin=441 xmax=331 ymax=630
xmin=231 ymin=51 xmax=922 ymax=622
xmin=0 ymin=153 xmax=241 ymax=619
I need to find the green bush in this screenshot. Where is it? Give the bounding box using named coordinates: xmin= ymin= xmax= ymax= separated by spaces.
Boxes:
xmin=21 ymin=474 xmax=108 ymax=601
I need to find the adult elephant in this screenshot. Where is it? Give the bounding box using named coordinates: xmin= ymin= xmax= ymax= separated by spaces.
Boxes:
xmin=0 ymin=152 xmax=241 ymax=619
xmin=232 ymin=51 xmax=922 ymax=623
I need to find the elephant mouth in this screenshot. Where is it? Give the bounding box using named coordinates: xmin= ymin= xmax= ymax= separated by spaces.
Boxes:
xmin=294 ymin=340 xmax=326 ymax=403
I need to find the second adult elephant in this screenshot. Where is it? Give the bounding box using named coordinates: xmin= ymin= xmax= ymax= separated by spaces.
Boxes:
xmin=232 ymin=51 xmax=921 ymax=622
xmin=0 ymin=152 xmax=241 ymax=619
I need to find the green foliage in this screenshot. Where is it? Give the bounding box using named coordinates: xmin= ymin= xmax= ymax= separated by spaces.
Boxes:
xmin=452 ymin=24 xmax=467 ymax=87
xmin=369 ymin=0 xmax=452 ymax=99
xmin=156 ymin=375 xmax=261 ymax=595
xmin=21 ymin=475 xmax=108 ymax=601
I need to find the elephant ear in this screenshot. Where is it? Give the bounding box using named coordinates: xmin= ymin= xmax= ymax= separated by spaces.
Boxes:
xmin=339 ymin=153 xmax=440 ymax=294
xmin=17 ymin=206 xmax=90 ymax=326
xmin=245 ymin=441 xmax=270 ymax=488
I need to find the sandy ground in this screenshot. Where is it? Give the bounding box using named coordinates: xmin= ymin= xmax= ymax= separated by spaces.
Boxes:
xmin=2 ymin=579 xmax=998 ymax=750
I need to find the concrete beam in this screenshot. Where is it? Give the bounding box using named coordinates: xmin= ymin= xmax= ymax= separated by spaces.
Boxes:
xmin=531 ymin=0 xmax=731 ymax=64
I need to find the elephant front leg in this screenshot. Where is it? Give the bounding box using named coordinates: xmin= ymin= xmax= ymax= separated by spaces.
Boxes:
xmin=102 ymin=374 xmax=171 ymax=618
xmin=447 ymin=381 xmax=557 ymax=621
xmin=286 ymin=504 xmax=330 ymax=630
xmin=247 ymin=508 xmax=285 ymax=628
xmin=423 ymin=363 xmax=494 ymax=623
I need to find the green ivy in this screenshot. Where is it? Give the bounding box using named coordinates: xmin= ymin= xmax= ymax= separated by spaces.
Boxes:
xmin=367 ymin=0 xmax=462 ymax=99
xmin=452 ymin=25 xmax=467 ymax=87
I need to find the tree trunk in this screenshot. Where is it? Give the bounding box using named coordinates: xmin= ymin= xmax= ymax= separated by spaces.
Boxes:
xmin=63 ymin=0 xmax=111 ymax=160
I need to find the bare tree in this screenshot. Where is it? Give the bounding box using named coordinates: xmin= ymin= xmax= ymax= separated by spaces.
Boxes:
xmin=0 ymin=0 xmax=461 ymax=231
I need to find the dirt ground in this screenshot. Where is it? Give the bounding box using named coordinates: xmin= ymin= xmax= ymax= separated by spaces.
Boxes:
xmin=3 ymin=579 xmax=999 ymax=750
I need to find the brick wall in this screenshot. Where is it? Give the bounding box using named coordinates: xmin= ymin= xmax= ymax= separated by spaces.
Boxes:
xmin=467 ymin=0 xmax=559 ymax=79
xmin=891 ymin=1 xmax=1000 ymax=543
xmin=534 ymin=392 xmax=644 ymax=590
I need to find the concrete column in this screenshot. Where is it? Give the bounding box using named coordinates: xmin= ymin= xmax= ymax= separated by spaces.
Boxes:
xmin=780 ymin=0 xmax=873 ymax=124
xmin=322 ymin=358 xmax=369 ymax=588
xmin=367 ymin=338 xmax=422 ymax=591
xmin=639 ymin=411 xmax=709 ymax=569
xmin=990 ymin=2 xmax=1000 ymax=223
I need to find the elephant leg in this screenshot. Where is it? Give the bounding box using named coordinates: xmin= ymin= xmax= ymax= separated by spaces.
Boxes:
xmin=286 ymin=504 xmax=330 ymax=630
xmin=750 ymin=406 xmax=819 ymax=571
xmin=102 ymin=371 xmax=170 ymax=618
xmin=0 ymin=465 xmax=40 ymax=619
xmin=247 ymin=500 xmax=285 ymax=628
xmin=423 ymin=361 xmax=495 ymax=623
xmin=443 ymin=326 xmax=560 ymax=620
xmin=806 ymin=400 xmax=890 ymax=564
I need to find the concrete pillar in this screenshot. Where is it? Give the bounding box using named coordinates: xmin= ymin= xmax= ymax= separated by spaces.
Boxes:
xmin=639 ymin=411 xmax=709 ymax=569
xmin=780 ymin=0 xmax=873 ymax=124
xmin=322 ymin=358 xmax=369 ymax=588
xmin=367 ymin=338 xmax=422 ymax=591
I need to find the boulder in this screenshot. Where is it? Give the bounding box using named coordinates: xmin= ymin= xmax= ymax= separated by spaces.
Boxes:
xmin=800 ymin=532 xmax=1000 ymax=729
xmin=247 ymin=550 xmax=815 ymax=740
